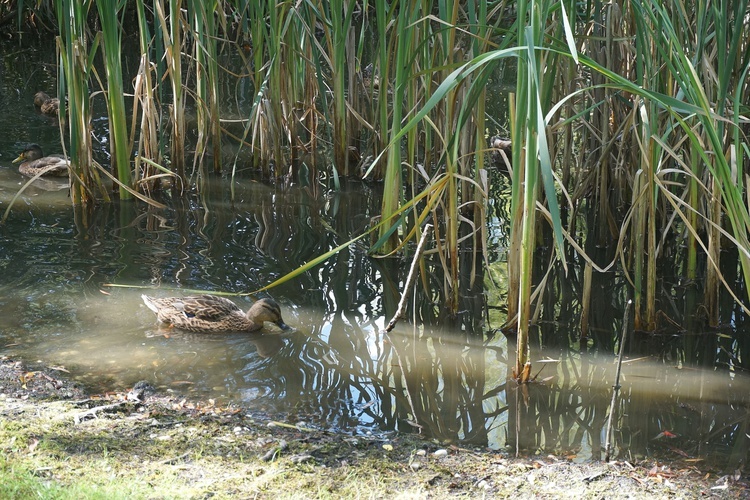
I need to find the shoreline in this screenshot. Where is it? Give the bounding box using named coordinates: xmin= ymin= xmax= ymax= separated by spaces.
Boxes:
xmin=0 ymin=354 xmax=745 ymax=499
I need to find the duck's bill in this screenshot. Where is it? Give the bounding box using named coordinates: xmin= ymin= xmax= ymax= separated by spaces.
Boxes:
xmin=275 ymin=320 xmax=292 ymax=331
xmin=12 ymin=154 xmax=24 ymax=164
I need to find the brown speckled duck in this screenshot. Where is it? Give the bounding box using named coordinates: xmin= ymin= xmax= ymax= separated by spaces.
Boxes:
xmin=12 ymin=144 xmax=70 ymax=177
xmin=34 ymin=91 xmax=60 ymax=116
xmin=141 ymin=295 xmax=290 ymax=333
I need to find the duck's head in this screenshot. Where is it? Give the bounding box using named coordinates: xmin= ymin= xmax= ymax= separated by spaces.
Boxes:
xmin=12 ymin=144 xmax=44 ymax=164
xmin=247 ymin=298 xmax=291 ymax=331
xmin=34 ymin=92 xmax=52 ymax=107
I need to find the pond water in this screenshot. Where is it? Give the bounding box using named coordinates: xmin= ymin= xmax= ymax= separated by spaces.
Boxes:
xmin=1 ymin=35 xmax=749 ymax=470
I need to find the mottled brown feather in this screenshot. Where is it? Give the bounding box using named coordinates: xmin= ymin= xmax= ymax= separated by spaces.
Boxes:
xmin=34 ymin=91 xmax=60 ymax=116
xmin=12 ymin=144 xmax=69 ymax=177
xmin=142 ymin=294 xmax=289 ymax=333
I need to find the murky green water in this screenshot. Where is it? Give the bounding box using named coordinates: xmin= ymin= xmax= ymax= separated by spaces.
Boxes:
xmin=1 ymin=35 xmax=749 ymax=469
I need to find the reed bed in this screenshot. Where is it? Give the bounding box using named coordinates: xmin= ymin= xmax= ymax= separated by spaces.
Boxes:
xmin=7 ymin=1 xmax=750 ymax=362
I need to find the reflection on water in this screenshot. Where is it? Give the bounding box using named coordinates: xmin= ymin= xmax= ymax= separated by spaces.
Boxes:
xmin=2 ymin=187 xmax=749 ymax=468
xmin=1 ymin=36 xmax=749 ymax=472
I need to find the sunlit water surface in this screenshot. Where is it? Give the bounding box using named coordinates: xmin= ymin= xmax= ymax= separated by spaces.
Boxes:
xmin=1 ymin=35 xmax=749 ymax=469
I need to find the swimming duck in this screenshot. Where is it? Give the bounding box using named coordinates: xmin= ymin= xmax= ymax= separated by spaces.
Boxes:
xmin=34 ymin=92 xmax=60 ymax=116
xmin=141 ymin=295 xmax=290 ymax=333
xmin=12 ymin=144 xmax=70 ymax=177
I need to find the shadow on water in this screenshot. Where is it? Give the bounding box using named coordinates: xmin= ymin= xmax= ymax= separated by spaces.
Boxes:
xmin=0 ymin=35 xmax=749 ymax=472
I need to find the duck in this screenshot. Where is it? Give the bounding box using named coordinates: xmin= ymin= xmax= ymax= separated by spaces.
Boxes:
xmin=141 ymin=295 xmax=290 ymax=333
xmin=34 ymin=91 xmax=60 ymax=116
xmin=12 ymin=144 xmax=70 ymax=177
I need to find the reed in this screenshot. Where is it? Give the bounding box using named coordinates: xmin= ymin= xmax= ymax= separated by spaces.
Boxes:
xmin=376 ymin=1 xmax=414 ymax=255
xmin=96 ymin=0 xmax=131 ymax=199
xmin=609 ymin=0 xmax=750 ymax=324
xmin=54 ymin=0 xmax=103 ymax=208
xmin=327 ymin=0 xmax=356 ymax=177
xmin=506 ymin=0 xmax=571 ymax=379
xmin=155 ymin=0 xmax=186 ymax=179
xmin=189 ymin=0 xmax=223 ymax=174
xmin=132 ymin=0 xmax=163 ymax=194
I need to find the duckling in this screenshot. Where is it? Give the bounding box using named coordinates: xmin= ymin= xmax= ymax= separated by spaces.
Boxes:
xmin=141 ymin=295 xmax=290 ymax=333
xmin=12 ymin=144 xmax=70 ymax=177
xmin=34 ymin=92 xmax=60 ymax=116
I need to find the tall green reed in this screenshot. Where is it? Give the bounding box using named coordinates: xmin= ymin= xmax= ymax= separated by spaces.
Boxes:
xmin=54 ymin=0 xmax=106 ymax=209
xmin=189 ymin=0 xmax=223 ymax=174
xmin=326 ymin=0 xmax=357 ymax=177
xmin=376 ymin=1 xmax=417 ymax=255
xmin=507 ymin=0 xmax=570 ymax=378
xmin=132 ymin=0 xmax=163 ymax=194
xmin=155 ymin=0 xmax=186 ymax=180
xmin=615 ymin=0 xmax=750 ymax=325
xmin=96 ymin=0 xmax=131 ymax=200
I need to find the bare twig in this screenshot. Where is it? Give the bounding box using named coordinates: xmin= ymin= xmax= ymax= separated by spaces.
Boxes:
xmin=604 ymin=300 xmax=632 ymax=462
xmin=384 ymin=224 xmax=432 ymax=333
xmin=382 ymin=224 xmax=432 ymax=433
xmin=73 ymin=401 xmax=128 ymax=425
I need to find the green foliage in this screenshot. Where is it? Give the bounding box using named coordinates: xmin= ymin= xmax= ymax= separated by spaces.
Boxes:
xmin=96 ymin=0 xmax=131 ymax=199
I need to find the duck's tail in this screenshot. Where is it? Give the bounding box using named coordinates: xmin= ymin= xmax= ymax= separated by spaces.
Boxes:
xmin=141 ymin=294 xmax=160 ymax=313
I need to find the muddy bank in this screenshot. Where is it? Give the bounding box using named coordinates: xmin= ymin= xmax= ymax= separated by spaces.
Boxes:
xmin=0 ymin=355 xmax=746 ymax=499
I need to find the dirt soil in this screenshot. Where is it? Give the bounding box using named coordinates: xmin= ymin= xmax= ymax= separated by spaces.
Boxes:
xmin=0 ymin=355 xmax=748 ymax=499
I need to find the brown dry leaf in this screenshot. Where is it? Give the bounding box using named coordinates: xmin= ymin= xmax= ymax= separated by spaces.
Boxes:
xmin=20 ymin=371 xmax=37 ymax=389
xmin=659 ymin=468 xmax=676 ymax=478
xmin=520 ymin=362 xmax=532 ymax=382
xmin=629 ymin=473 xmax=646 ymax=486
xmin=668 ymin=446 xmax=690 ymax=458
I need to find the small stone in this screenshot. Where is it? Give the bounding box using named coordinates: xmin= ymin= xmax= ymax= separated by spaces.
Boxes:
xmin=433 ymin=449 xmax=448 ymax=458
xmin=416 ymin=450 xmax=427 ymax=456
xmin=410 ymin=462 xmax=421 ymax=471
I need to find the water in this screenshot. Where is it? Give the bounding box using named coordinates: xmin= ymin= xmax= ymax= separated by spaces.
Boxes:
xmin=1 ymin=35 xmax=749 ymax=470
